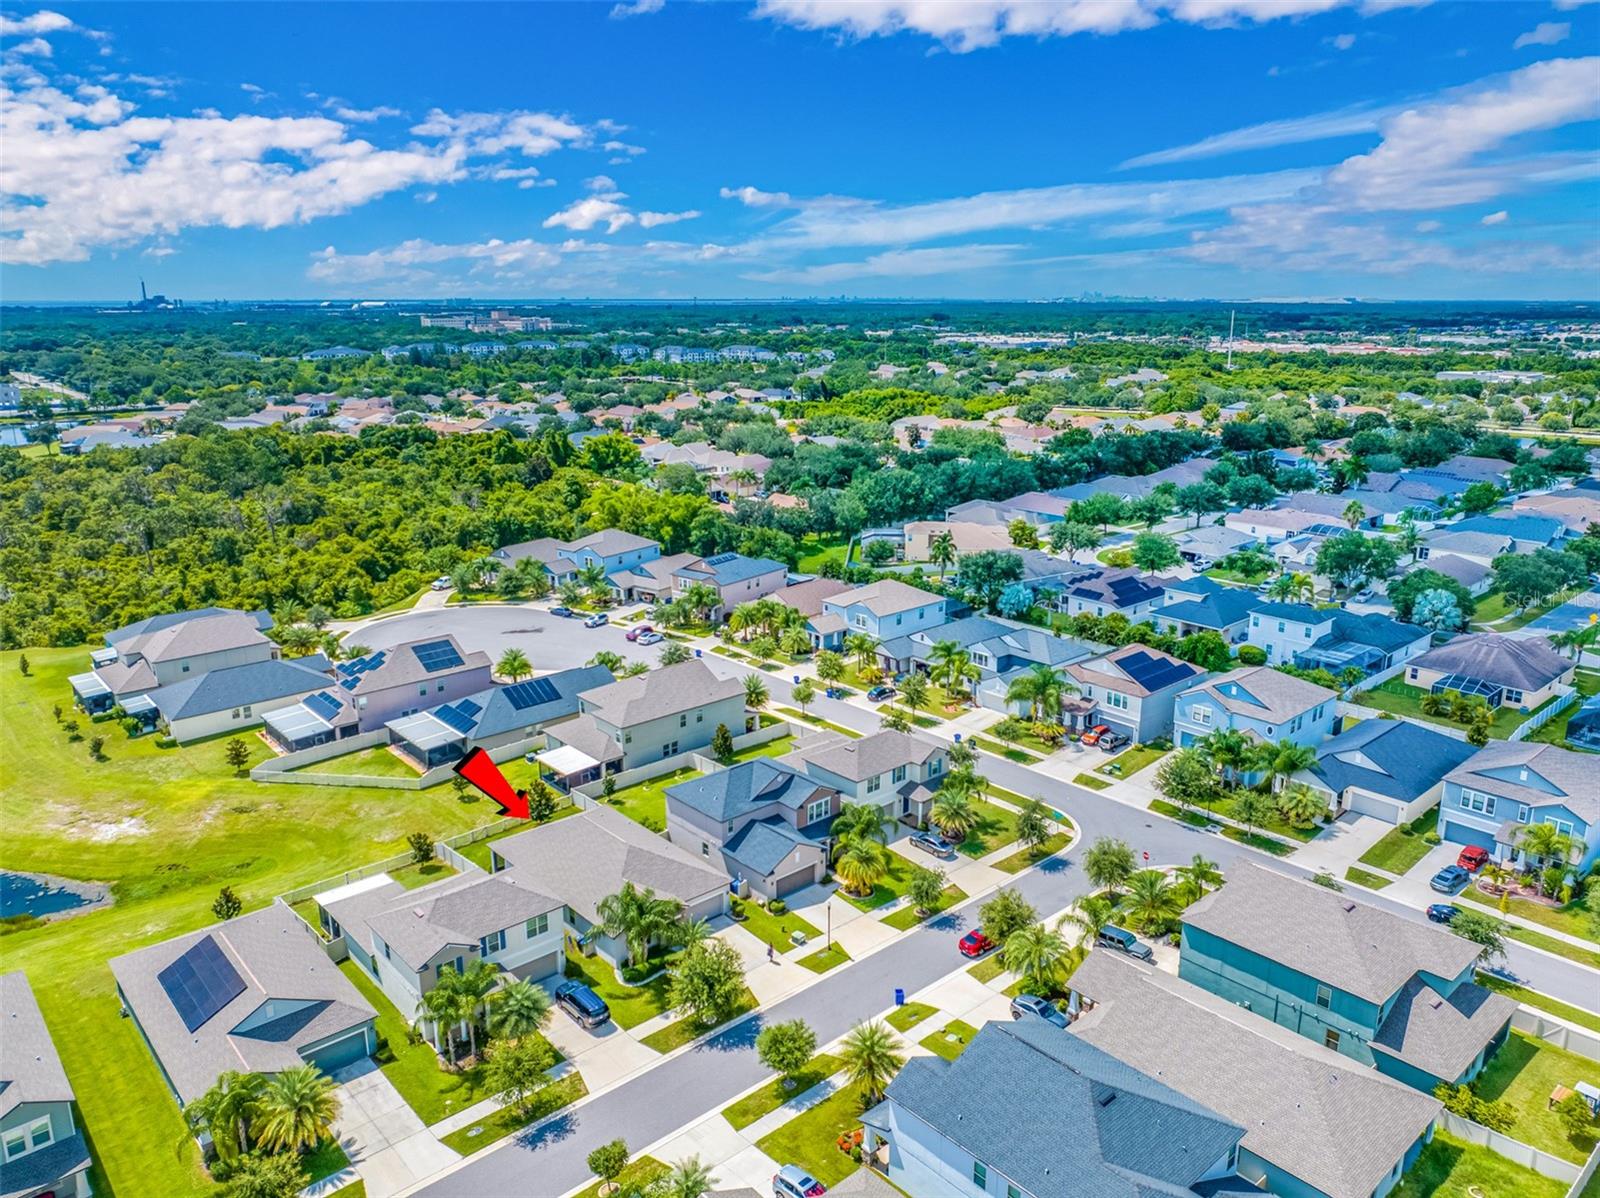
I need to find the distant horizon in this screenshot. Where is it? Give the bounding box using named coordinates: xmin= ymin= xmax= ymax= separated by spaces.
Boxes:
xmin=4 ymin=296 xmax=1596 ymax=310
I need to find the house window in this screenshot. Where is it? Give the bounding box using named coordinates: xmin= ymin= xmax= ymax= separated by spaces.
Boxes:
xmin=1324 ymin=1028 xmax=1341 ymax=1051
xmin=662 ymin=741 xmax=679 ymax=757
xmin=525 ymin=913 xmax=549 ymax=938
xmin=2 ymin=1118 xmax=51 ymax=1161
xmin=1315 ymin=983 xmax=1332 ymax=1009
xmin=973 ymin=1161 xmax=988 ymax=1189
xmin=1460 ymin=788 xmax=1496 ymax=815
xmin=866 ymin=775 xmax=881 ymax=794
xmin=1007 ymin=1187 xmax=1022 ymax=1198
xmin=806 ymin=798 xmax=831 ymax=823
xmin=1409 ymin=667 xmax=1419 ymax=680
xmin=1192 ymin=705 xmax=1212 ymax=726
xmin=701 ymin=843 xmax=709 ymax=856
xmin=1549 ymin=818 xmax=1575 ymax=836
xmin=242 ymin=704 xmax=252 ymax=717
xmin=1106 ymin=691 xmax=1128 ymax=711
xmin=892 ymin=765 xmax=907 ymax=784
xmin=1505 ymin=689 xmax=1524 ymax=706
xmin=930 ymin=758 xmax=942 ymax=776
xmin=480 ymin=930 xmax=506 ymax=955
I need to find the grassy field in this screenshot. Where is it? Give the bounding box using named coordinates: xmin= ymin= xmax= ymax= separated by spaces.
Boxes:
xmin=919 ymin=1019 xmax=978 ymax=1061
xmin=295 ymin=745 xmax=422 ymax=780
xmin=1358 ymin=809 xmax=1441 ymax=876
xmin=1458 ymin=887 xmax=1598 ymax=942
xmin=796 ymin=532 xmax=851 ymax=575
xmin=437 ymin=1073 xmax=588 ymax=1155
xmin=1477 ymin=975 xmax=1600 ymax=1035
xmin=1475 ymin=1031 xmax=1600 ymax=1163
xmin=1391 ymin=1129 xmax=1566 ymax=1198
xmin=560 ymin=949 xmax=673 ymax=1029
xmin=754 ymin=1081 xmax=870 ymax=1188
xmin=0 ymin=647 xmax=495 ymax=1198
xmin=722 ymin=1053 xmax=843 ymax=1130
xmin=1358 ymin=679 xmax=1527 ymax=737
xmin=638 ymin=988 xmax=758 ymax=1053
xmin=597 ymin=767 xmax=702 ymax=833
xmin=885 ymin=1002 xmax=938 ymax=1033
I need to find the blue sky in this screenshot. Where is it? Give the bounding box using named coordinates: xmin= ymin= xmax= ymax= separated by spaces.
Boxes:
xmin=2 ymin=0 xmax=1597 ymax=301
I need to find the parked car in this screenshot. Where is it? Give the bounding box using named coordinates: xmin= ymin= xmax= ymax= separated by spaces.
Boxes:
xmin=773 ymin=1165 xmax=827 ymax=1198
xmin=550 ymin=606 xmax=576 ymax=618
xmin=625 ymin=624 xmax=653 ymax=642
xmin=909 ymin=830 xmax=956 ymax=859
xmin=1010 ymin=994 xmax=1069 ymax=1028
xmin=866 ymin=685 xmax=897 ymax=702
xmin=1430 ymin=864 xmax=1470 ymax=894
xmin=637 ymin=630 xmax=664 ymax=645
xmin=554 ymin=980 xmax=610 ymax=1028
xmin=583 ymin=612 xmax=609 ymax=628
xmin=1351 ymin=588 xmax=1375 ymax=603
xmin=429 ymin=576 xmax=453 ymax=592
xmin=1457 ymin=845 xmax=1490 ymax=873
xmin=1096 ymin=925 xmax=1154 ymax=962
xmin=1426 ymin=904 xmax=1461 ymax=924
xmin=1097 ymin=731 xmax=1129 ymax=753
xmin=1079 ymin=724 xmax=1111 ymax=746
xmin=958 ymin=929 xmax=994 ymax=958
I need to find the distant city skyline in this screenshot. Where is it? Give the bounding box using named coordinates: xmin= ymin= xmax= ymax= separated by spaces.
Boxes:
xmin=2 ymin=1 xmax=1597 ymax=302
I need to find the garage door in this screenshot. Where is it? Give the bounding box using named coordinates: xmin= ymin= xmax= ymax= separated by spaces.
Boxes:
xmin=303 ymin=1029 xmax=370 ymax=1075
xmin=1442 ymin=821 xmax=1497 ymax=852
xmin=773 ymin=866 xmax=814 ymax=897
xmin=1347 ymin=790 xmax=1401 ymax=823
xmin=510 ymin=953 xmax=560 ymax=986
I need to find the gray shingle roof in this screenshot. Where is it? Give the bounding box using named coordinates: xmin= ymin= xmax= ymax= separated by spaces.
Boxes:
xmin=665 ymin=760 xmax=827 ymax=821
xmin=0 ymin=1129 xmax=91 ymax=1198
xmin=544 ymin=713 xmax=623 ymax=764
xmin=1180 ymin=666 xmax=1336 ymax=724
xmin=1183 ymin=862 xmax=1480 ymax=1004
xmin=1442 ymin=740 xmax=1599 ymax=824
xmin=773 ymin=577 xmax=853 ymax=618
xmin=886 ymin=1019 xmax=1245 ymax=1198
xmin=120 ymin=611 xmax=272 ymax=663
xmin=579 ymin=659 xmax=742 ymax=727
xmin=1306 ymin=719 xmax=1478 ymax=804
xmin=0 ymin=971 xmax=74 ymax=1118
xmin=338 ymin=636 xmax=491 ymax=694
xmin=355 ymin=873 xmax=561 ymax=972
xmin=105 ymin=606 xmax=271 ymax=647
xmin=722 ymin=817 xmax=816 ymax=876
xmin=825 ymin=579 xmax=945 ymax=618
xmin=1411 ymin=633 xmax=1570 ymax=693
xmin=793 ymin=730 xmax=936 ymax=783
xmin=1370 ymin=976 xmax=1517 ymax=1081
xmin=146 ymin=656 xmax=333 ymax=721
xmin=1070 ymin=952 xmax=1440 ymax=1198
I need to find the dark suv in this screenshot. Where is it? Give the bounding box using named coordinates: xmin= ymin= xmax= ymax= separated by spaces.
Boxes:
xmin=554 ymin=979 xmax=611 ymax=1028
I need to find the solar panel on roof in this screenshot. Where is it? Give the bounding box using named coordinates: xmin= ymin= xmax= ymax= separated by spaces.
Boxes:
xmin=304 ymin=691 xmax=343 ymax=721
xmin=413 ymin=639 xmax=465 ymax=672
xmin=435 ymin=703 xmax=479 ymax=735
xmin=703 ymin=552 xmax=740 ymax=566
xmin=503 ymin=677 xmax=559 ymax=710
xmin=1119 ymin=650 xmax=1195 ymax=693
xmin=157 ymin=934 xmax=246 ymax=1033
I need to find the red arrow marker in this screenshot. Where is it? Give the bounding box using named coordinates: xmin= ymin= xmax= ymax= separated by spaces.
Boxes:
xmin=453 ymin=748 xmax=529 ymax=820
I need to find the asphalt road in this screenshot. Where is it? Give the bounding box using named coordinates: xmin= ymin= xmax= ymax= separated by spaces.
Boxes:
xmin=352 ymin=604 xmax=666 ymax=672
xmin=411 ymin=649 xmax=1598 ymax=1197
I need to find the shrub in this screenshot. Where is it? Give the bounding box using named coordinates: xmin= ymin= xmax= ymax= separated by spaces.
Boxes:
xmin=729 ymin=896 xmax=746 ymax=919
xmin=1236 ymin=644 xmax=1267 ymax=666
xmin=406 ymin=831 xmax=434 ymax=865
xmin=768 ymin=899 xmax=788 ymax=915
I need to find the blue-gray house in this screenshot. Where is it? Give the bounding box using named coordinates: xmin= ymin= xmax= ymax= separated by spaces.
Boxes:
xmin=1172 ymin=666 xmax=1337 ymax=753
xmin=1291 ymin=717 xmax=1478 ymax=826
xmin=1437 ymin=740 xmax=1600 ymax=874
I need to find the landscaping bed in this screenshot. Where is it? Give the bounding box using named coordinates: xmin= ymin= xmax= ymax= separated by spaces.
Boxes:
xmin=639 ymin=988 xmax=759 ymax=1053
xmin=723 ymin=1053 xmax=844 ymax=1129
xmin=437 ymin=1074 xmax=588 ymax=1156
xmin=919 ymin=1019 xmax=978 ymax=1061
xmin=753 ymin=1081 xmax=871 ymax=1188
xmin=562 ymin=948 xmax=673 ymax=1029
xmin=569 ymin=1158 xmax=670 ymax=1198
xmin=838 ymin=848 xmax=923 ymax=911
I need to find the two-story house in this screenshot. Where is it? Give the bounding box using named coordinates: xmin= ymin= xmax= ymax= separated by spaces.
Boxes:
xmin=672 ymin=553 xmax=788 ymax=620
xmin=540 ymin=659 xmax=746 ymax=781
xmin=70 ymin=607 xmax=277 ymax=714
xmin=1 ymin=972 xmax=93 ymax=1198
xmin=1056 ymin=567 xmax=1165 ymax=620
xmin=1064 ymin=644 xmax=1207 ymax=744
xmin=770 ymin=577 xmax=855 ymax=650
xmin=1246 ymin=603 xmax=1431 ymax=677
xmin=816 ymin=580 xmax=948 ymax=650
xmin=491 ymin=529 xmax=661 ymax=588
xmin=1180 ymin=863 xmax=1516 ymax=1093
xmin=1291 ymin=717 xmax=1478 ymax=825
xmin=792 ymin=730 xmax=948 ymax=826
xmin=1154 ymin=577 xmax=1264 ymax=645
xmin=1172 ymin=667 xmax=1338 ymax=755
xmin=1404 ymin=632 xmax=1573 ymax=713
xmin=1436 ymin=741 xmax=1600 ymax=873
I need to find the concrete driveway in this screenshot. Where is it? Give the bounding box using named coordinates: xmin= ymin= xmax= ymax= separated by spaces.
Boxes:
xmin=331 ymin=1060 xmax=458 ymax=1198
xmin=349 ymin=604 xmax=668 ymax=674
xmin=542 ymin=1005 xmax=661 ymax=1092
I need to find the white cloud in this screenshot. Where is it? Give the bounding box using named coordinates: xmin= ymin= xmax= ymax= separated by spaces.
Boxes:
xmin=240 ymin=82 xmax=263 ymax=93
xmin=0 ymin=10 xmax=73 ymax=36
xmin=1330 ymin=32 xmax=1356 ymax=49
xmin=544 ymin=192 xmax=636 ymax=233
xmin=1415 ymin=219 xmax=1442 ymax=231
xmin=415 ymin=190 xmax=438 ymax=204
xmin=1119 ymin=102 xmax=1394 ymax=169
xmin=410 ymin=109 xmax=588 ymax=157
xmin=638 ymin=208 xmax=700 ymax=228
xmin=1513 ymin=22 xmax=1570 ymax=49
xmin=1481 ymin=209 xmax=1508 ymax=225
xmin=585 ymin=174 xmax=617 ymax=191
xmin=603 ymin=139 xmax=645 ymax=156
xmin=334 ymin=104 xmax=404 ymax=122
xmin=610 ymin=0 xmax=664 ymax=17
xmin=721 ymin=185 xmax=795 ymax=207
xmin=10 ymin=37 xmax=51 ymax=56
xmin=308 ymin=236 xmax=568 ymax=284
xmin=141 ymin=243 xmax=175 ymax=258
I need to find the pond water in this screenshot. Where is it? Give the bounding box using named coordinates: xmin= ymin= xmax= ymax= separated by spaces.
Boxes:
xmin=0 ymin=871 xmax=96 ymax=918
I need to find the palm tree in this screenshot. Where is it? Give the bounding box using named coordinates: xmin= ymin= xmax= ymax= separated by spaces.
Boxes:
xmin=559 ymin=579 xmax=585 ymax=607
xmin=681 ymin=581 xmax=720 ymax=624
xmin=488 ymin=979 xmax=553 ymax=1043
xmin=1003 ymin=923 xmax=1071 ymax=994
xmin=1516 ymin=822 xmax=1577 ymax=879
xmin=1266 ymin=739 xmax=1317 ymax=792
xmin=840 ymin=1020 xmax=905 ymax=1105
xmin=928 ymin=640 xmax=964 ymax=693
xmin=1123 ymin=869 xmax=1178 ymax=935
xmin=1275 ymin=782 xmax=1328 ymax=830
xmin=1267 ymin=573 xmax=1298 ymax=602
xmin=1201 ymin=728 xmax=1251 ymax=789
xmin=1343 ymin=500 xmax=1367 ymax=530
xmin=742 ymin=673 xmax=768 ymax=710
xmin=659 ymin=1156 xmax=717 ymax=1198
xmin=728 ymin=602 xmax=761 ymax=642
xmin=453 ymin=958 xmax=501 ymax=1060
xmin=832 ymin=801 xmax=893 ymax=852
xmin=929 ymin=530 xmax=957 ymax=579
xmin=496 ymin=647 xmax=532 ymax=682
xmin=930 ymin=790 xmax=978 ymax=841
xmin=1005 ymin=663 xmax=1063 ymax=723
xmin=900 ymin=671 xmax=929 ymax=717
xmin=1057 ymin=892 xmax=1116 ymax=950
xmin=844 ymin=632 xmax=878 ymax=676
xmin=596 ymin=882 xmax=683 ymax=970
xmin=419 ymin=974 xmax=469 ymax=1063
xmin=780 ymin=626 xmax=811 ymax=657
xmin=187 ymin=1070 xmax=266 ymax=1160
xmin=674 ymin=916 xmax=713 ymax=950
xmin=578 ymin=562 xmax=609 ymax=593
xmin=835 ymin=837 xmax=889 ymax=897
xmin=1173 ymin=855 xmax=1223 ymax=904
xmin=1395 ymin=518 xmax=1423 ymax=563
xmin=660 ymin=639 xmax=692 ymax=666
xmin=254 ymin=1064 xmax=339 ymax=1154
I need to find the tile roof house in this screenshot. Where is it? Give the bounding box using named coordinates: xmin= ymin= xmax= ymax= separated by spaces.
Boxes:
xmin=1173 ymin=666 xmax=1338 ymax=755
xmin=1292 ymin=718 xmax=1478 ymax=825
xmin=1 ymin=972 xmax=92 ymax=1198
xmin=1069 ymin=951 xmax=1441 ymax=1198
xmin=110 ymin=904 xmax=378 ymax=1107
xmin=145 ymin=655 xmax=335 ymax=744
xmin=866 ymin=1018 xmax=1252 ymax=1198
xmin=1064 ymin=643 xmax=1208 ymax=743
xmin=1404 ymin=632 xmax=1573 ymax=711
xmin=1436 ymin=741 xmax=1600 ymax=874
xmin=1179 ymin=862 xmax=1515 ymax=1093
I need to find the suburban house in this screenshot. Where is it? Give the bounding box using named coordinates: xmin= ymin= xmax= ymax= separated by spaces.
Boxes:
xmin=1054 ymin=567 xmax=1165 ymax=619
xmin=1 ymin=972 xmax=93 ymax=1198
xmin=873 ymin=614 xmax=1094 ymax=711
xmin=383 ymin=665 xmax=612 ymax=769
xmin=538 ymin=659 xmax=746 ymax=783
xmin=1154 ymin=577 xmax=1263 ymax=645
xmin=817 ymin=580 xmax=948 ymax=647
xmin=771 ymin=577 xmax=854 ymax=649
xmin=1403 ymin=633 xmax=1574 ymax=711
xmin=1567 ymin=692 xmax=1600 ymax=751
xmin=1069 ymin=950 xmax=1441 ymax=1198
xmin=313 ymin=870 xmax=564 ymax=1043
xmin=793 ymin=730 xmax=948 ymax=825
xmin=1421 ymin=552 xmax=1494 ymax=596
xmin=487 ymin=805 xmax=728 ymax=969
xmin=606 ymin=552 xmax=702 ymax=604
xmin=1180 ymin=863 xmax=1516 ymax=1093
xmin=1173 ymin=523 xmax=1259 ymax=564
xmin=1224 ymin=507 xmax=1329 ymax=543
xmin=1419 ymin=529 xmax=1517 ymax=568
xmin=110 ymin=904 xmax=378 ymax=1107
xmin=1173 ymin=666 xmax=1338 ymax=753
xmin=145 ymin=655 xmax=334 ymax=744
xmin=1246 ymin=603 xmax=1431 ymax=677
xmin=1515 ymin=490 xmax=1600 ymax=535
xmin=491 ymin=529 xmax=662 ymax=588
xmin=1436 ymin=741 xmax=1600 ymax=873
xmin=71 ymin=607 xmax=277 ymax=715
xmin=1292 ymin=718 xmax=1478 ymax=825
xmin=672 ymin=553 xmax=788 ymax=620
xmin=1449 ymin=512 xmax=1568 ymax=552
xmin=902 ymin=520 xmax=1014 ymax=561
xmin=864 ymin=1018 xmax=1253 ymax=1198
xmin=1063 ymin=644 xmax=1206 ymax=743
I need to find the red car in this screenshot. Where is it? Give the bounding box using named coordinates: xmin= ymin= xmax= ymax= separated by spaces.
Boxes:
xmin=624 ymin=624 xmax=653 ymax=643
xmin=1079 ymin=724 xmax=1111 ymax=746
xmin=958 ymin=930 xmax=994 ymax=958
xmin=1457 ymin=845 xmax=1490 ymax=873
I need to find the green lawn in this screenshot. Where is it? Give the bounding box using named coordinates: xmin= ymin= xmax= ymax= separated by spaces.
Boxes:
xmin=389 ymin=860 xmax=457 ymax=889
xmin=303 ymin=1137 xmax=351 ymax=1183
xmin=568 ymin=1158 xmax=670 ymax=1198
xmin=1358 ymin=809 xmax=1442 ymax=876
xmin=838 ymin=848 xmax=924 ymax=911
xmin=1205 ymin=565 xmax=1273 ymax=585
xmin=731 ymin=734 xmax=795 ymax=763
xmin=774 ymin=707 xmax=862 ymax=738
xmin=882 ymin=883 xmax=967 ymax=929
xmin=561 ymin=948 xmax=673 ymax=1029
xmin=1074 ymin=773 xmax=1111 ymax=790
xmin=796 ymin=533 xmax=851 ymax=574
xmin=1147 ymin=799 xmax=1295 ymax=856
xmin=293 ymin=745 xmax=422 ymax=780
xmin=1526 ymin=669 xmax=1600 ymax=751
xmin=0 ymin=646 xmax=497 ymax=1198
xmin=329 ymin=1181 xmax=367 ymax=1198
xmin=954 ymin=797 xmax=1022 ymax=858
xmin=598 ymin=767 xmax=702 ymax=833
xmin=919 ymin=1019 xmax=978 ymax=1061
xmin=754 ymin=1081 xmax=871 ymax=1188
xmin=1391 ymin=1129 xmax=1566 ymax=1198
xmin=437 ymin=1074 xmax=588 ymax=1155
xmin=1358 ymin=679 xmax=1526 ymax=737
xmin=1344 ymin=866 xmax=1394 ymax=890
xmin=722 ymin=1054 xmax=844 ymax=1130
xmin=1503 ymin=924 xmax=1600 ymax=970
xmin=1475 ymin=1031 xmax=1600 ymax=1163
xmin=886 ymin=1002 xmax=938 ymax=1033
xmin=992 ymin=832 xmax=1073 ymax=874
xmin=798 ymin=943 xmax=852 ymax=973
xmin=1096 ymin=743 xmax=1169 ymax=778
xmin=736 ymin=900 xmax=823 ymax=954
xmin=972 ymin=735 xmax=1041 ymax=763
xmin=638 ymin=988 xmax=758 ymax=1053
xmin=1477 ymin=975 xmax=1600 ymax=1035
xmin=1458 ymin=887 xmax=1598 ymax=943
xmin=967 ymin=955 xmax=1008 ymax=984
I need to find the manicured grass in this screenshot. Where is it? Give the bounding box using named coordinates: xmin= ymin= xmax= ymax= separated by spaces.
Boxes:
xmin=452 ymin=807 xmax=580 ymax=871
xmin=561 ymin=948 xmax=673 ymax=1029
xmin=919 ymin=1019 xmax=978 ymax=1061
xmin=798 ymin=943 xmax=852 ymax=973
xmin=388 ymin=860 xmax=457 ymax=890
xmin=329 ymin=1181 xmax=367 ymax=1198
xmin=437 ymin=1073 xmax=588 ymax=1156
xmin=886 ymin=1002 xmax=938 ymax=1033
xmin=1074 ymin=773 xmax=1111 ymax=791
xmin=568 ymin=1157 xmax=671 ymax=1198
xmin=0 ymin=646 xmax=496 ymax=1198
xmin=1475 ymin=1031 xmax=1600 ymax=1163
xmin=736 ymin=900 xmax=823 ymax=954
xmin=599 ymin=767 xmax=702 ymax=834
xmin=1503 ymin=924 xmax=1600 ymax=970
xmin=1203 ymin=790 xmax=1321 ymax=843
xmin=992 ymin=832 xmax=1073 ymax=874
xmin=1344 ymin=866 xmax=1393 ymax=890
xmin=838 ymin=848 xmax=926 ymax=911
xmin=774 ymin=707 xmax=862 ymax=738
xmin=303 ymin=1137 xmax=351 ymax=1183
xmin=967 ymin=954 xmax=1007 ymax=984
xmin=954 ymin=797 xmax=1022 ymax=859
xmin=1357 ymin=679 xmax=1524 ymax=736
xmin=722 ymin=1053 xmax=845 ymax=1130
xmin=1391 ymin=1129 xmax=1566 ymax=1198
xmin=731 ymin=734 xmax=795 ymax=763
xmin=1204 ymin=566 xmax=1272 ymax=585
xmin=294 ymin=745 xmax=422 ymax=780
xmin=1096 ymin=743 xmax=1168 ymax=778
xmin=754 ymin=1080 xmax=871 ymax=1188
xmin=882 ymin=883 xmax=967 ymax=928
xmin=639 ymin=988 xmax=759 ymax=1053
xmin=1148 ymin=800 xmax=1296 ymax=857
xmin=1359 ymin=808 xmax=1442 ymax=876
xmin=1458 ymin=887 xmax=1599 ymax=943
xmin=796 ymin=532 xmax=851 ymax=575
xmin=1477 ymin=975 xmax=1600 ymax=1035
xmin=972 ymin=735 xmax=1041 ymax=763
